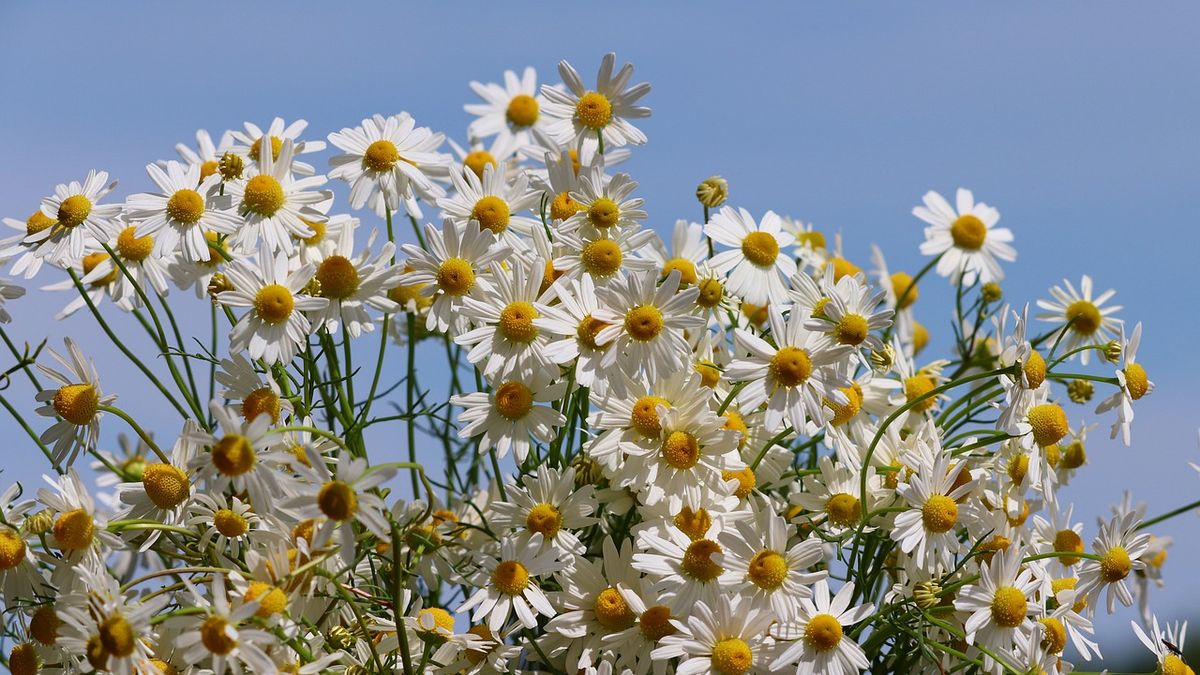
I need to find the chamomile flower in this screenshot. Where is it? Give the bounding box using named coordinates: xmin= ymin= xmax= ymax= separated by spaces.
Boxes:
xmin=805 ymin=271 xmax=893 ymax=353
xmin=770 ymin=580 xmax=874 ymax=675
xmin=914 ymin=187 xmax=1015 ymax=286
xmin=215 ymin=353 xmax=293 ymax=425
xmin=37 ymin=468 xmax=120 ymax=558
xmin=1035 ymin=275 xmax=1122 ymax=365
xmin=114 ymin=425 xmax=197 ymax=551
xmin=726 ymin=304 xmax=853 ymax=433
xmin=439 ymin=163 xmax=541 ymax=251
xmin=400 ymin=219 xmax=511 ymax=334
xmin=459 ymin=532 xmax=564 ymax=632
xmin=1095 ymin=321 xmax=1152 ymax=446
xmin=30 ymin=170 xmax=120 ymax=266
xmin=536 ymin=274 xmax=613 ymax=390
xmin=175 ymin=575 xmax=278 ymax=675
xmin=1076 ymin=510 xmax=1150 ymax=614
xmin=542 ymin=53 xmax=651 ymax=149
xmin=1132 ymin=615 xmax=1192 ymax=675
xmin=1 ymin=208 xmax=56 ymax=278
xmin=327 ymin=112 xmax=451 ymax=212
xmin=592 ymin=269 xmax=705 ymax=384
xmin=792 ymin=455 xmax=878 ymax=536
xmin=187 ymin=401 xmax=295 ymax=511
xmin=721 ymin=511 xmax=827 ymax=620
xmin=633 ymin=523 xmax=735 ymax=612
xmin=125 ymin=160 xmax=239 ymax=262
xmin=562 ymin=164 xmax=646 ymax=236
xmin=188 ymin=493 xmax=268 ymax=562
xmin=706 ymin=207 xmax=797 ymax=306
xmin=450 ymin=375 xmax=567 ymax=462
xmin=34 ymin=338 xmax=115 ymax=467
xmin=542 ymin=538 xmax=641 ymax=670
xmin=56 ymin=560 xmax=167 ymax=675
xmin=229 ymin=116 xmax=326 ymax=177
xmin=644 ymin=220 xmax=711 ymax=287
xmin=0 ymin=485 xmax=46 ymax=601
xmin=1031 ymin=498 xmax=1086 ymax=575
xmin=218 ymin=243 xmax=327 ymax=364
xmin=307 ymin=229 xmax=402 ymax=338
xmin=84 ymin=219 xmax=173 ymax=311
xmin=954 ymin=548 xmax=1040 ymax=653
xmin=490 ymin=465 xmax=596 ymax=554
xmin=652 ymin=596 xmax=777 ymax=675
xmin=221 ymin=138 xmax=331 ymax=255
xmin=465 ymin=66 xmax=549 ymax=148
xmin=891 ymin=449 xmax=979 ymax=573
xmin=553 ymin=221 xmax=657 ymax=284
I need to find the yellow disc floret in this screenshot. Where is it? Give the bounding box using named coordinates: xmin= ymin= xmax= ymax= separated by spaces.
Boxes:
xmin=506 ymin=94 xmax=540 ymax=127
xmin=950 ymin=214 xmax=987 ymax=250
xmin=316 ymin=255 xmax=361 ymax=299
xmin=904 ymin=375 xmax=938 ymax=413
xmin=711 ymin=638 xmax=753 ymax=675
xmin=740 ymin=231 xmax=779 ymax=267
xmin=834 ymin=313 xmax=870 ymax=346
xmin=26 ymin=210 xmax=56 ymax=236
xmin=550 ymin=191 xmax=581 ymax=221
xmin=9 ymin=643 xmax=38 ymax=675
xmin=141 ymin=463 xmax=190 ymax=509
xmin=494 ymin=381 xmax=534 ymax=419
xmin=661 ymin=431 xmax=701 ymax=470
xmin=581 ymin=238 xmax=624 ymax=278
xmin=363 ymin=140 xmax=401 ymax=173
xmin=890 ymin=271 xmax=918 ymax=308
xmin=770 ymin=346 xmax=812 ymax=387
xmin=825 ymin=493 xmax=862 ymax=528
xmin=0 ymin=527 xmax=26 ymax=570
xmin=804 ymin=614 xmax=844 ymax=652
xmin=1065 ymin=300 xmax=1102 ymax=335
xmin=53 ymin=508 xmax=94 ymax=550
xmin=241 ymin=386 xmax=281 ymax=424
xmin=29 ymin=606 xmax=58 ymax=646
xmin=463 ymin=151 xmax=496 ymax=179
xmin=491 ymin=560 xmax=530 ymax=595
xmin=680 ymin=538 xmax=723 ymax=581
xmin=99 ymin=615 xmax=136 ymax=658
xmin=1027 ymin=403 xmax=1069 ymax=447
xmin=254 ymin=284 xmax=294 ymax=324
xmin=587 ymin=197 xmax=620 ymax=229
xmin=436 ymin=258 xmax=475 ymax=295
xmin=662 ymin=257 xmax=698 ymax=285
xmin=1054 ymin=529 xmax=1083 ymax=567
xmin=57 ymin=195 xmax=93 ymax=228
xmin=921 ymin=494 xmax=958 ymax=534
xmin=242 ymin=175 xmax=286 ymax=217
xmin=244 ymin=581 xmax=288 ymax=617
xmin=471 ymin=195 xmax=511 ymax=234
xmin=317 ymin=480 xmax=357 ymax=521
xmin=53 ymin=383 xmax=99 ymax=425
xmin=989 ymin=586 xmax=1027 ymax=628
xmin=116 ymin=226 xmax=154 ymax=262
xmin=212 ymin=434 xmax=256 ymax=476
xmin=499 ymin=301 xmax=539 ymax=343
xmin=593 ymin=587 xmax=635 ymax=630
xmin=1039 ymin=617 xmax=1067 ymax=654
xmin=575 ymin=91 xmax=613 ymax=129
xmin=1124 ymin=363 xmax=1149 ymax=400
xmin=625 ymin=305 xmax=664 ymax=341
xmin=639 ymin=605 xmax=677 ymax=641
xmin=674 ymin=506 xmax=712 ymax=540
xmin=200 ymin=616 xmax=237 ymax=655
xmin=747 ymin=549 xmax=789 ymax=590
xmin=1099 ymin=545 xmax=1131 ymax=583
xmin=525 ymin=503 xmax=563 ymax=538
xmin=213 ymin=508 xmax=248 ymax=537
xmin=166 ymin=189 xmax=205 ymax=224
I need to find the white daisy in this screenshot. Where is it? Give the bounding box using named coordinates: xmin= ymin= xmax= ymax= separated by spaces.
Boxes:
xmin=490 ymin=465 xmax=596 ymax=555
xmin=34 ymin=337 xmax=116 ymax=467
xmin=632 ymin=523 xmax=735 ymax=613
xmin=914 ymin=187 xmax=1015 ymax=286
xmin=770 ymin=579 xmax=874 ymax=675
xmin=221 ymin=138 xmax=331 ymax=255
xmin=891 ymin=448 xmax=979 ymax=573
xmin=553 ymin=221 xmax=657 ymax=284
xmin=620 ymin=403 xmax=741 ymax=512
xmin=651 ymin=596 xmax=777 ymax=675
xmin=721 ymin=510 xmax=827 ymax=620
xmin=541 ymin=53 xmax=651 ymax=149
xmin=562 ymin=164 xmax=646 ymax=236
xmin=536 ymin=274 xmax=614 ymax=391
xmin=1 ymin=208 xmax=57 ymax=278
xmin=450 ymin=375 xmax=566 ymax=462
xmin=644 ymin=219 xmax=709 ymax=287
xmin=171 ymin=127 xmax=233 ymax=181
xmin=1095 ymin=321 xmax=1152 ymax=446
xmin=1076 ymin=510 xmax=1150 ymax=614
xmin=125 ymin=160 xmax=239 ymax=262
xmin=174 ymin=574 xmax=279 ymax=675
xmin=706 ymin=206 xmax=797 ymax=306
xmin=1035 ymin=275 xmax=1122 ymax=365
xmin=465 ymin=66 xmax=549 ymax=148
xmin=438 ymin=163 xmax=541 ymax=252
xmin=1132 ymin=615 xmax=1191 ymax=675
xmin=954 ymin=548 xmax=1040 ymax=653
xmin=228 ymin=116 xmax=326 ymax=177
xmin=399 ymin=219 xmax=511 ymax=335
xmin=326 ymin=112 xmax=451 ymax=213
xmin=458 ymin=532 xmax=564 ymax=632
xmin=218 ymin=243 xmax=327 ymax=364
xmin=186 ymin=401 xmax=295 ymax=511
xmin=307 ymin=228 xmax=403 ymax=339
xmin=30 ymin=169 xmax=120 ymax=266
xmin=215 ymin=353 xmax=294 ymax=425
xmin=592 ymin=269 xmax=705 ymax=384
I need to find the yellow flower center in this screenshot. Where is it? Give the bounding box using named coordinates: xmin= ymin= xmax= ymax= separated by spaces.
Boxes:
xmin=213 ymin=508 xmax=248 ymax=537
xmin=525 ymin=503 xmax=563 ymax=538
xmin=989 ymin=586 xmax=1027 ymax=628
xmin=1051 ymin=577 xmax=1086 ymax=613
xmin=1124 ymin=362 xmax=1149 ymax=400
xmin=575 ymin=91 xmax=613 ymax=130
xmin=491 ymin=560 xmax=530 ymax=595
xmin=317 ymin=480 xmax=357 ymax=521
xmin=680 ymin=538 xmax=723 ymax=581
xmin=1052 ymin=529 xmax=1083 ymax=567
xmin=1027 ymin=403 xmax=1069 ymax=447
xmin=53 ymin=383 xmax=99 ymax=425
xmin=661 ymin=431 xmax=701 ymax=470
xmin=249 ymin=136 xmax=284 ymax=163
xmin=82 ymin=252 xmax=118 ymax=287
xmin=949 ymin=214 xmax=987 ymax=250
xmin=740 ymin=231 xmax=779 ymax=267
xmin=746 ymin=549 xmax=789 ymax=590
xmin=53 ymin=508 xmax=94 ymax=550
xmin=921 ymin=494 xmax=958 ymax=534
xmin=891 ymin=271 xmax=918 ymax=308
xmin=825 ymin=493 xmax=862 ymax=527
xmin=639 ymin=605 xmax=677 ymax=641
xmin=1065 ymin=300 xmax=1102 ymax=335
xmin=244 ymin=581 xmax=288 ymax=618
xmin=549 ymin=191 xmax=581 ymax=221
xmin=436 ymin=258 xmax=476 ymax=296
xmin=297 ymin=218 xmax=327 ymax=246
xmin=25 ymin=210 xmax=56 ymax=236
xmin=770 ymin=346 xmax=812 ymax=387
xmin=1163 ymin=654 xmax=1195 ymax=675
xmin=241 ymin=387 xmax=281 ymax=424
xmin=418 ymin=607 xmax=456 ymax=634
xmin=9 ymin=643 xmax=38 ymax=675
xmin=711 ymin=638 xmax=753 ymax=675
xmin=212 ymin=434 xmax=256 ymax=476
xmin=494 ymin=381 xmax=534 ymax=419
xmin=804 ymin=614 xmax=844 ymax=652
xmin=662 ymin=257 xmax=698 ymax=285
xmin=904 ymin=375 xmax=938 ymax=413
xmin=114 ymin=225 xmax=154 ymax=262
xmin=200 ymin=615 xmax=237 ymax=655
xmin=142 ymin=463 xmax=190 ymax=509
xmin=316 ymin=255 xmax=360 ymax=299
xmin=99 ymin=615 xmax=136 ymax=658
xmin=825 ymin=385 xmax=863 ymax=426
xmin=363 ymin=140 xmax=401 ymax=172
xmin=499 ymin=301 xmax=539 ymax=343
xmin=463 ymin=151 xmax=496 ymax=179
xmin=834 ymin=313 xmax=870 ymax=346
xmin=696 ymin=361 xmax=721 ymax=388
xmin=796 ymin=230 xmax=826 ymax=250
xmin=723 ymin=410 xmax=749 ymax=447
xmin=0 ymin=527 xmax=26 ymax=570
xmin=242 ymin=175 xmax=286 ymax=217
xmin=829 ymin=256 xmax=861 ymax=281
xmin=587 ymin=197 xmax=620 ymax=229
xmin=593 ymin=587 xmax=635 ymax=630
xmin=1006 ymin=453 xmax=1029 ymax=485
xmin=625 ymin=305 xmax=664 ymax=341
xmin=30 ymin=607 xmax=59 ymax=645
xmin=1021 ymin=350 xmax=1047 ymax=389
xmin=1039 ymin=617 xmax=1067 ymax=654
xmin=1062 ymin=440 xmax=1087 ymax=469
xmin=1099 ymin=545 xmax=1131 ymax=583
xmin=581 ymin=238 xmax=624 ymax=278
xmin=575 ymin=315 xmax=608 ymax=350
xmin=697 ymin=278 xmax=724 ymax=309
xmin=57 ymin=194 xmax=93 ymax=228
xmin=199 ymin=160 xmax=219 ymax=181
xmin=471 ymin=195 xmax=511 ymax=234
xmin=722 ymin=467 xmax=757 ymax=499
xmin=506 ymin=94 xmax=540 ymax=127
xmin=912 ymin=321 xmax=930 ymax=354
xmin=219 ymin=152 xmax=245 ymax=181
xmin=254 ymin=284 xmax=295 ymax=325
xmin=674 ymin=506 xmax=712 ymax=540
xmin=166 ymin=189 xmax=205 ymax=224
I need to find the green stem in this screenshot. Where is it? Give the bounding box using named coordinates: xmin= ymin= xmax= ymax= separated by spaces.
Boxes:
xmin=98 ymin=404 xmax=169 ymax=462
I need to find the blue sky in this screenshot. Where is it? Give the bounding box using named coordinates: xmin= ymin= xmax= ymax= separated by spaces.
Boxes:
xmin=2 ymin=1 xmax=1198 ymax=659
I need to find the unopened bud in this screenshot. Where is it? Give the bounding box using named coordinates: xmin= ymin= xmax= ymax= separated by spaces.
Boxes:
xmin=327 ymin=625 xmax=356 ymax=650
xmin=24 ymin=510 xmax=53 ymax=535
xmin=302 ymin=276 xmax=322 ymax=297
xmin=870 ymin=344 xmax=896 ymax=373
xmin=981 ymin=282 xmax=1003 ymax=303
xmin=207 ymin=272 xmax=233 ymax=300
xmin=1103 ymin=340 xmax=1122 ymax=363
xmin=913 ymin=579 xmax=942 ymax=609
xmin=695 ymin=176 xmax=728 ymax=209
xmin=571 ymin=455 xmax=603 ymax=488
xmin=1067 ymin=379 xmax=1094 ymax=404
xmin=218 ymin=152 xmax=245 ymax=181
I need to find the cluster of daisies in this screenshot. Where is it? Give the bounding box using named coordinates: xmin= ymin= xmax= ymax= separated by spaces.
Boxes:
xmin=0 ymin=53 xmax=1192 ymax=675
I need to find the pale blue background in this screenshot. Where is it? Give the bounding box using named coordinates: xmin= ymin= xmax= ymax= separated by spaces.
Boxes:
xmin=2 ymin=1 xmax=1197 ymax=664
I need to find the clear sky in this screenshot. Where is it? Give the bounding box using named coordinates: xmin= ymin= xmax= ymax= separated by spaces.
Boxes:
xmin=2 ymin=1 xmax=1198 ymax=661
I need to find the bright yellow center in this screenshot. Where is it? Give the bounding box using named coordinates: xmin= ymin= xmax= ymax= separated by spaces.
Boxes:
xmin=212 ymin=434 xmax=256 ymax=476
xmin=921 ymin=494 xmax=958 ymax=533
xmin=581 ymin=238 xmax=623 ymax=277
xmin=363 ymin=140 xmax=401 ymax=172
xmin=770 ymin=346 xmax=812 ymax=387
xmin=913 ymin=321 xmax=930 ymax=354
xmin=697 ymin=278 xmax=724 ymax=308
xmin=298 ymin=218 xmax=327 ymax=246
xmin=711 ymin=638 xmax=753 ymax=675
xmin=253 ymin=283 xmax=294 ymax=325
xmin=1124 ymin=362 xmax=1149 ymax=400
xmin=722 ymin=467 xmax=757 ymax=499
xmin=166 ymin=189 xmax=205 ymax=224
xmin=249 ymin=136 xmax=284 ymax=163
xmin=57 ymin=194 xmax=92 ymax=228
xmin=419 ymin=607 xmax=456 ymax=634
xmin=506 ymin=94 xmax=540 ymax=127
xmin=242 ymin=174 xmax=285 ymax=217
xmin=740 ymin=231 xmax=779 ymax=267
xmin=1163 ymin=654 xmax=1195 ymax=675
xmin=989 ymin=586 xmax=1027 ymax=628
xmin=114 ymin=226 xmax=155 ymax=262
xmin=53 ymin=508 xmax=94 ymax=550
xmin=0 ymin=527 xmax=26 ymax=570
xmin=26 ymin=210 xmax=56 ymax=236
xmin=576 ymin=315 xmax=608 ymax=350
xmin=625 ymin=305 xmax=664 ymax=341
xmin=661 ymin=431 xmax=701 ymax=470
xmin=835 ymin=313 xmax=870 ymax=346
xmin=1039 ymin=617 xmax=1067 ymax=654
xmin=317 ymin=480 xmax=357 ymax=521
xmin=891 ymin=272 xmax=918 ymax=308
xmin=213 ymin=508 xmax=248 ymax=537
xmin=316 ymin=255 xmax=361 ymax=299
xmin=8 ymin=643 xmax=37 ymax=675
xmin=681 ymin=538 xmax=724 ymax=582
xmin=242 ymin=387 xmax=281 ymax=424
xmin=1062 ymin=440 xmax=1086 ymax=469
xmin=82 ymin=254 xmax=113 ymax=286
xmin=550 ymin=191 xmax=581 ymax=221
xmin=437 ymin=258 xmax=475 ymax=295
xmin=723 ymin=410 xmax=749 ymax=447
xmin=593 ymin=587 xmax=635 ymax=630
xmin=142 ymin=463 xmax=190 ymax=509
xmin=674 ymin=506 xmax=712 ymax=540
xmin=640 ymin=605 xmax=677 ymax=641
xmin=587 ymin=197 xmax=620 ymax=229
xmin=826 ymin=493 xmax=862 ymax=527
xmin=1018 ymin=351 xmax=1046 ymax=390
xmin=244 ymin=581 xmax=288 ymax=617
xmin=576 ymin=91 xmax=613 ymax=130
xmin=1051 ymin=529 xmax=1083 ymax=567
xmin=463 ymin=151 xmax=496 ymax=179
xmin=1007 ymin=453 xmax=1029 ymax=485
xmin=525 ymin=503 xmax=562 ymax=538
xmin=199 ymin=160 xmax=219 ymax=181
xmin=200 ymin=615 xmax=237 ymax=655
xmin=471 ymin=195 xmax=511 ymax=234
xmin=53 ymin=383 xmax=99 ymax=425
xmin=1099 ymin=545 xmax=1131 ymax=583
xmin=1065 ymin=300 xmax=1102 ymax=335
xmin=747 ymin=549 xmax=789 ymax=590
xmin=825 ymin=385 xmax=863 ymax=426
xmin=829 ymin=256 xmax=861 ymax=281
xmin=1028 ymin=404 xmax=1069 ymax=447
xmin=950 ymin=214 xmax=987 ymax=250
xmin=796 ymin=230 xmax=826 ymax=250
xmin=499 ymin=301 xmax=539 ymax=343
xmin=491 ymin=560 xmax=530 ymax=595
xmin=804 ymin=614 xmax=843 ymax=652
xmin=662 ymin=257 xmax=698 ymax=285
xmin=696 ymin=361 xmax=721 ymax=388
xmin=904 ymin=375 xmax=938 ymax=412
xmin=494 ymin=381 xmax=534 ymax=419
xmin=99 ymin=615 xmax=136 ymax=657
xmin=30 ymin=607 xmax=58 ymax=646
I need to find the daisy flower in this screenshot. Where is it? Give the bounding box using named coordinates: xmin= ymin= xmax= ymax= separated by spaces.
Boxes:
xmin=114 ymin=424 xmax=198 ymax=551
xmin=1132 ymin=615 xmax=1191 ymax=675
xmin=552 ymin=221 xmax=657 ymax=284
xmin=706 ymin=207 xmax=797 ymax=306
xmin=720 ymin=511 xmax=828 ymax=620
xmin=83 ymin=219 xmax=173 ymax=311
xmin=218 ymin=243 xmax=327 ymax=364
xmin=458 ymin=532 xmax=564 ymax=632
xmin=465 ymin=66 xmax=549 ymax=148
xmin=770 ymin=580 xmax=875 ymax=675
xmin=643 ymin=219 xmax=709 ymax=287
xmin=1076 ymin=510 xmax=1150 ymax=614
xmin=891 ymin=448 xmax=979 ymax=573
xmin=805 ymin=271 xmax=893 ymax=353
xmin=0 ymin=485 xmax=47 ymax=601
xmin=633 ymin=523 xmax=735 ymax=612
xmin=188 ymin=493 xmax=269 ymax=562
xmin=562 ymin=164 xmax=646 ymax=236
xmin=536 ymin=274 xmax=613 ymax=390
xmin=1031 ymin=498 xmax=1086 ymax=575
xmin=870 ymin=244 xmax=918 ymax=344
xmin=125 ymin=160 xmax=239 ymax=262
xmin=726 ymin=304 xmax=854 ymax=433
xmin=651 ymin=596 xmax=777 ymax=675
xmin=542 ymin=538 xmax=641 ymax=670
xmin=228 ymin=116 xmax=326 ymax=177
xmin=791 ymin=455 xmax=880 ymax=536
xmin=307 ymin=228 xmax=403 ymax=338
xmin=1095 ymin=321 xmax=1152 ymax=446
xmin=1 ymin=208 xmax=57 ymax=278
xmin=592 ymin=269 xmax=705 ymax=384
xmin=326 ymin=112 xmax=451 ymax=213
xmin=56 ymin=560 xmax=167 ymax=675
xmin=451 ymin=375 xmax=566 ymax=462
xmin=29 ymin=169 xmax=120 ymax=266
xmin=34 ymin=337 xmax=115 ymax=467
xmin=221 ymin=138 xmax=331 ymax=255
xmin=541 ymin=53 xmax=651 ymax=149
xmin=438 ymin=163 xmax=541 ymax=251
xmin=186 ymin=401 xmax=296 ymax=511
xmin=490 ymin=465 xmax=597 ymax=554
xmin=954 ymin=548 xmax=1040 ymax=653
xmin=1035 ymin=275 xmax=1122 ymax=365
xmin=215 ymin=353 xmax=294 ymax=425
xmin=585 ymin=369 xmax=713 ymax=472
xmin=914 ymin=187 xmax=1015 ymax=286
xmin=534 ymin=148 xmax=586 ymax=224
xmin=175 ymin=575 xmax=279 ymax=675
xmin=400 ymin=219 xmax=511 ymax=335
xmin=37 ymin=468 xmax=120 ymax=558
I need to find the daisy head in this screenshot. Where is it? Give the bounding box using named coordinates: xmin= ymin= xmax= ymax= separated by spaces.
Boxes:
xmin=706 ymin=206 xmax=797 ymax=307
xmin=1035 ymin=275 xmax=1122 ymax=365
xmin=327 ymin=112 xmax=451 ymax=213
xmin=29 ymin=170 xmax=120 ymax=266
xmin=541 ymin=52 xmax=651 ymax=149
xmin=34 ymin=337 xmax=116 ymax=467
xmin=915 ymin=187 xmax=1015 ymax=286
xmin=465 ymin=66 xmax=548 ymax=147
xmin=770 ymin=579 xmax=874 ymax=675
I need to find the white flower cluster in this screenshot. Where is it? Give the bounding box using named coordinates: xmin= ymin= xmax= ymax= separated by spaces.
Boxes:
xmin=0 ymin=53 xmax=1191 ymax=675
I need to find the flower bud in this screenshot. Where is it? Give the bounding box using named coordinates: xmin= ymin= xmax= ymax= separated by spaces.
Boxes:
xmin=695 ymin=176 xmax=728 ymax=208
xmin=24 ymin=510 xmax=53 ymax=535
xmin=1067 ymin=379 xmax=1094 ymax=404
xmin=981 ymin=282 xmax=1003 ymax=303
xmin=870 ymin=344 xmax=896 ymax=373
xmin=913 ymin=579 xmax=942 ymax=609
xmin=207 ymin=272 xmax=233 ymax=301
xmin=218 ymin=152 xmax=245 ymax=181
xmin=1103 ymin=340 xmax=1122 ymax=363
